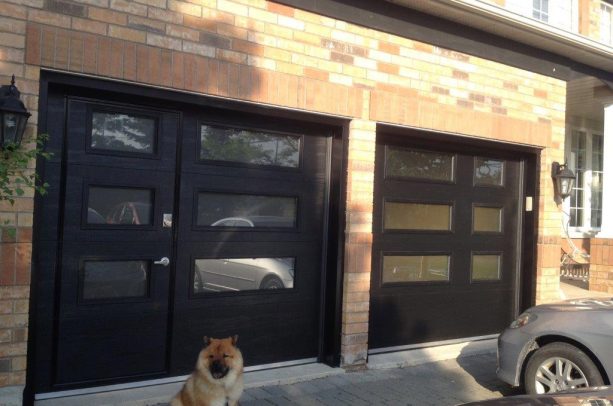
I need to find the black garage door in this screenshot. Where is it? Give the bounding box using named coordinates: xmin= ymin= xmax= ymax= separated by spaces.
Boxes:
xmin=369 ymin=133 xmax=525 ymax=350
xmin=51 ymin=95 xmax=333 ymax=388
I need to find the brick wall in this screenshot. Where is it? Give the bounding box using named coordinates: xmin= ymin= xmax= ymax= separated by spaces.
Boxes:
xmin=585 ymin=0 xmax=606 ymax=41
xmin=589 ymin=238 xmax=613 ymax=293
xmin=0 ymin=0 xmax=568 ymax=386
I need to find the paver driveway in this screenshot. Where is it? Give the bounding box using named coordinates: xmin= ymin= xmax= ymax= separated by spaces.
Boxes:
xmin=239 ymin=352 xmax=521 ymax=406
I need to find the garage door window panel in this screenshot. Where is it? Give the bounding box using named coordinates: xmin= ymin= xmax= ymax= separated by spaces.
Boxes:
xmin=384 ymin=201 xmax=453 ymax=232
xmin=385 ymin=146 xmax=455 ymax=182
xmin=382 ymin=254 xmax=451 ymax=284
xmin=192 ymin=257 xmax=295 ymax=294
xmin=474 ymin=157 xmax=505 ymax=187
xmin=196 ymin=192 xmax=298 ymax=229
xmin=471 ymin=253 xmax=502 ymax=281
xmin=200 ymin=123 xmax=302 ymax=169
xmin=86 ymin=186 xmax=154 ymax=227
xmin=80 ymin=260 xmax=151 ymax=302
xmin=89 ymin=108 xmax=158 ymax=156
xmin=473 ymin=205 xmax=503 ymax=233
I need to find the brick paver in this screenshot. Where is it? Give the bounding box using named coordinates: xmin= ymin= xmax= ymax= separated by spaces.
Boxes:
xmin=239 ymin=353 xmax=521 ymax=406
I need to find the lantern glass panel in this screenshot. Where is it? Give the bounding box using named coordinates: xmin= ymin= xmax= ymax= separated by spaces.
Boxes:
xmin=559 ymin=177 xmax=574 ymax=197
xmin=3 ymin=113 xmax=18 ymax=145
xmin=1 ymin=112 xmax=27 ymax=147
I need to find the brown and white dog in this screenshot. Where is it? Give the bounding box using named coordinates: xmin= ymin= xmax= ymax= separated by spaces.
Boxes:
xmin=171 ymin=335 xmax=244 ymax=406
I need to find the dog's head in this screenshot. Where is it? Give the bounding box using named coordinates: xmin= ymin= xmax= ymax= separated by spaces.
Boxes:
xmin=199 ymin=335 xmax=242 ymax=380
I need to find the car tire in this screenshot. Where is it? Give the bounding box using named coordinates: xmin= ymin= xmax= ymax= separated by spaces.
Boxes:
xmin=260 ymin=275 xmax=284 ymax=289
xmin=524 ymin=342 xmax=604 ymax=395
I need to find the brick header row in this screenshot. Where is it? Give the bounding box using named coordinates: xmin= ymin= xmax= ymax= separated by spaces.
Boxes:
xmin=25 ymin=23 xmax=364 ymax=118
xmin=25 ymin=22 xmax=553 ymax=146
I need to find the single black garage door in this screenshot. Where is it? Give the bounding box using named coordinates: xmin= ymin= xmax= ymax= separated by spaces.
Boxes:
xmin=369 ymin=132 xmax=526 ymax=350
xmin=45 ymin=89 xmax=336 ymax=389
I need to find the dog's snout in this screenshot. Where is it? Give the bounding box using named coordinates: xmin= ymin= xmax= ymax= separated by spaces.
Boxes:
xmin=209 ymin=359 xmax=230 ymax=379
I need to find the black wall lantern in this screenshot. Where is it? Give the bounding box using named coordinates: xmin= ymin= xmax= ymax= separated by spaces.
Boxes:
xmin=0 ymin=75 xmax=31 ymax=149
xmin=551 ymin=161 xmax=576 ymax=201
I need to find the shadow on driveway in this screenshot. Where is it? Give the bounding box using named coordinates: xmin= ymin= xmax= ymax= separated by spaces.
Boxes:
xmin=457 ymin=341 xmax=523 ymax=398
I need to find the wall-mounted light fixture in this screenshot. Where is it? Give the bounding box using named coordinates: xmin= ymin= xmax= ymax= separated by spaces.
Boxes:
xmin=0 ymin=75 xmax=31 ymax=149
xmin=551 ymin=161 xmax=576 ymax=201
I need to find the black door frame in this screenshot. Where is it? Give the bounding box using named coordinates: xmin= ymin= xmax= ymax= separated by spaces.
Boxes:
xmin=375 ymin=124 xmax=540 ymax=324
xmin=26 ymin=70 xmax=347 ymax=401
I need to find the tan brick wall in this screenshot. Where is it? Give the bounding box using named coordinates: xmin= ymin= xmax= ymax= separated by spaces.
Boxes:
xmin=0 ymin=0 xmax=568 ymax=379
xmin=585 ymin=0 xmax=606 ymax=41
xmin=589 ymin=239 xmax=613 ymax=293
xmin=341 ymin=119 xmax=375 ymax=367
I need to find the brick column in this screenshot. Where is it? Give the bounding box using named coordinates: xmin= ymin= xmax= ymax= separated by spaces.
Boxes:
xmin=536 ymin=236 xmax=563 ymax=304
xmin=340 ymin=119 xmax=376 ymax=369
xmin=0 ymin=23 xmax=39 ymax=398
xmin=589 ymin=239 xmax=613 ymax=293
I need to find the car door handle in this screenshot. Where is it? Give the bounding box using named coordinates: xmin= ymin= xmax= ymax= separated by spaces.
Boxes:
xmin=154 ymin=257 xmax=170 ymax=267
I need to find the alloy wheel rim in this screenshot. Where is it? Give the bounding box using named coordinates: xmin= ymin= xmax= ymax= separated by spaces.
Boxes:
xmin=534 ymin=357 xmax=589 ymax=394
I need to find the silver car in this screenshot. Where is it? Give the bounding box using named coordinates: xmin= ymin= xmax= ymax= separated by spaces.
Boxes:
xmin=497 ymin=298 xmax=613 ymax=395
xmin=193 ymin=257 xmax=295 ymax=293
xmin=461 ymin=386 xmax=613 ymax=405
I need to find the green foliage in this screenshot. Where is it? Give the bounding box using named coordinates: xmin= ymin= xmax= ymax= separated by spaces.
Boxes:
xmin=0 ymin=133 xmax=51 ymax=206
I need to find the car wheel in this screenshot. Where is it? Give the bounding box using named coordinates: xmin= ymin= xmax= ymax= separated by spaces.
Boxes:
xmin=260 ymin=275 xmax=284 ymax=289
xmin=524 ymin=342 xmax=604 ymax=394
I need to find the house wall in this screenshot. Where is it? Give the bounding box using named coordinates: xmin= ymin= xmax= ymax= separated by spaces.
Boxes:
xmin=0 ymin=0 xmax=567 ymax=390
xmin=589 ymin=238 xmax=613 ymax=293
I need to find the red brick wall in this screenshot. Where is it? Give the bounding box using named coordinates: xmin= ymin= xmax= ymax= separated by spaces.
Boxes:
xmin=589 ymin=239 xmax=613 ymax=294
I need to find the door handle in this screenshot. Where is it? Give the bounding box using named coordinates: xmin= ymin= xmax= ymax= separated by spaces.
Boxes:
xmin=154 ymin=257 xmax=170 ymax=267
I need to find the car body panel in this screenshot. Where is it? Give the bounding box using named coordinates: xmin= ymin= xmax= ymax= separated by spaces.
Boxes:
xmin=194 ymin=258 xmax=295 ymax=292
xmin=460 ymin=386 xmax=613 ymax=405
xmin=497 ymin=298 xmax=613 ymax=388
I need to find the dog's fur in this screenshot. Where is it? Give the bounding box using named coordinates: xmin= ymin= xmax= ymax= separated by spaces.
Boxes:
xmin=171 ymin=335 xmax=244 ymax=406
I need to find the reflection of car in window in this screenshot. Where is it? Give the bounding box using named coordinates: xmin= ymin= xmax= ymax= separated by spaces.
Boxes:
xmin=87 ymin=208 xmax=106 ymax=224
xmin=210 ymin=217 xmax=254 ymax=227
xmin=210 ymin=216 xmax=294 ymax=228
xmin=193 ymin=257 xmax=295 ymax=293
xmin=105 ymin=202 xmax=151 ymax=225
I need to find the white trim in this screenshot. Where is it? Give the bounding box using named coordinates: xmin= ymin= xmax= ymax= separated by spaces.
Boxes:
xmin=243 ymin=357 xmax=317 ymax=372
xmin=34 ymin=358 xmax=317 ymax=400
xmin=384 ymin=0 xmax=613 ymax=72
xmin=367 ymin=334 xmax=499 ymax=355
xmin=568 ymin=229 xmax=599 ymax=239
xmin=598 ymin=103 xmax=613 ymax=237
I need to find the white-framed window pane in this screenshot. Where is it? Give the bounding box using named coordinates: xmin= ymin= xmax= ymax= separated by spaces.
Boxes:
xmin=568 ymin=130 xmax=603 ymax=230
xmin=569 ymin=130 xmax=586 ymax=228
xmin=601 ymin=2 xmax=613 ymax=45
xmin=591 ymin=134 xmax=604 ymax=228
xmin=533 ymin=0 xmax=549 ymax=22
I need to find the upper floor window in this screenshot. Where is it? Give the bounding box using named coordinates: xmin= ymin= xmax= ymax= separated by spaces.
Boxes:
xmin=533 ymin=0 xmax=549 ymax=22
xmin=568 ymin=129 xmax=603 ymax=231
xmin=601 ymin=2 xmax=613 ymax=45
xmin=504 ymin=0 xmax=578 ymax=32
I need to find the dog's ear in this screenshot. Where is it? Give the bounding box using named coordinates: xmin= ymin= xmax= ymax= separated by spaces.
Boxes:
xmin=203 ymin=336 xmax=211 ymax=346
xmin=231 ymin=335 xmax=239 ymax=346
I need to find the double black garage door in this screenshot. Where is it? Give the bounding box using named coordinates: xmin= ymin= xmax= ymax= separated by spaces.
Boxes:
xmin=35 ymin=81 xmax=339 ymax=392
xmin=34 ymin=77 xmax=533 ymax=394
